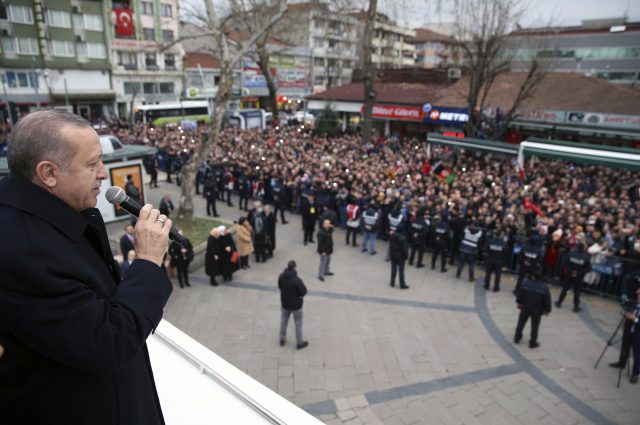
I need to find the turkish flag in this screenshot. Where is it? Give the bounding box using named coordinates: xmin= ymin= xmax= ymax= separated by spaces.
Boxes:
xmin=114 ymin=8 xmax=135 ymax=36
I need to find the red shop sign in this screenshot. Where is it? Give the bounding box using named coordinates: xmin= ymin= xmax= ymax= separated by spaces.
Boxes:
xmin=363 ymin=104 xmax=424 ymax=122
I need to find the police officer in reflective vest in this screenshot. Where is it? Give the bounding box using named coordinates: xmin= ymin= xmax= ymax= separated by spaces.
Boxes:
xmin=515 ymin=235 xmax=543 ymax=295
xmin=456 ymin=223 xmax=483 ymax=282
xmin=484 ymin=228 xmax=507 ymax=292
xmin=514 ymin=272 xmax=552 ymax=349
xmin=431 ymin=214 xmax=450 ymax=272
xmin=409 ymin=208 xmax=429 ymax=268
xmin=555 ymin=242 xmax=591 ymax=312
xmin=386 ymin=204 xmax=405 ymax=261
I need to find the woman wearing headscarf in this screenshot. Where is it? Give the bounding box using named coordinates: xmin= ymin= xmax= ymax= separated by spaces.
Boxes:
xmin=236 ymin=216 xmax=254 ymax=269
xmin=219 ymin=225 xmax=238 ymax=282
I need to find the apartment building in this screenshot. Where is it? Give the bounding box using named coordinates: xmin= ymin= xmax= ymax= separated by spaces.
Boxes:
xmin=278 ymin=2 xmax=358 ymax=93
xmin=107 ymin=0 xmax=184 ymax=117
xmin=351 ymin=12 xmax=415 ymax=69
xmin=0 ymin=0 xmax=112 ymax=120
xmin=411 ymin=28 xmax=462 ymax=70
xmin=506 ymin=18 xmax=640 ymax=88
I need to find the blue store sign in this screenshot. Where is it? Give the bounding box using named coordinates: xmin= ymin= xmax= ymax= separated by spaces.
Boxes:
xmin=423 ymin=105 xmax=469 ymax=127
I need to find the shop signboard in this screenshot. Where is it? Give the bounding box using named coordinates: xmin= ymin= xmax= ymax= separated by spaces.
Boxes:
xmin=422 ymin=104 xmax=469 ymax=126
xmin=366 ymin=104 xmax=423 ymax=121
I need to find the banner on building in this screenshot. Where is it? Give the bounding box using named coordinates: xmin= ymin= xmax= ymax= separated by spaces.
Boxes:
xmin=422 ymin=104 xmax=469 ymax=126
xmin=114 ymin=8 xmax=135 ymax=36
xmin=365 ymin=104 xmax=423 ymax=121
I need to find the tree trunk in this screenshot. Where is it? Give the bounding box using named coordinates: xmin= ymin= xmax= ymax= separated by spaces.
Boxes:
xmin=362 ymin=0 xmax=377 ymax=144
xmin=176 ymin=63 xmax=233 ymax=223
xmin=256 ymin=39 xmax=278 ymax=121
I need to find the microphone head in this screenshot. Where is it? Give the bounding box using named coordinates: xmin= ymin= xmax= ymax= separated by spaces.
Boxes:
xmin=105 ymin=186 xmax=127 ymax=205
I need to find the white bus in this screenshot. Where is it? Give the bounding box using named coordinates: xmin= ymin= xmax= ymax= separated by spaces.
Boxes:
xmin=133 ymin=101 xmax=210 ymax=125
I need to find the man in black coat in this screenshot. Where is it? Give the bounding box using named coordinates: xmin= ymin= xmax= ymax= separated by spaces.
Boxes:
xmin=514 ymin=273 xmax=552 ymax=348
xmin=431 ymin=214 xmax=450 ymax=272
xmin=278 ymin=261 xmax=309 ymax=350
xmin=301 ymin=194 xmax=318 ymax=245
xmin=484 ymin=228 xmax=508 ymax=292
xmin=168 ymin=232 xmax=194 ymax=288
xmin=119 ymin=223 xmax=136 ymax=258
xmin=0 ymin=110 xmax=173 ymax=425
xmin=317 ymin=219 xmax=334 ymax=281
xmin=409 ymin=208 xmax=429 ymax=268
xmin=264 ymin=204 xmax=277 ymax=256
xmin=203 ymin=174 xmax=219 ymax=217
xmin=389 ymin=229 xmax=410 ymax=289
xmin=555 ymin=242 xmax=591 ymax=312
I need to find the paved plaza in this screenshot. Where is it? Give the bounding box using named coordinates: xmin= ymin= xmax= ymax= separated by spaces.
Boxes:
xmin=107 ymin=179 xmax=638 ymax=425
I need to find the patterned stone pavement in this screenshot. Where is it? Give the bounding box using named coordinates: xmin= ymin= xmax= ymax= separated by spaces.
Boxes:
xmin=106 ymin=178 xmax=638 ymax=425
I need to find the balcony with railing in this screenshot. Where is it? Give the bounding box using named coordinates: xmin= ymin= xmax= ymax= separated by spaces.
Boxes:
xmin=149 ymin=320 xmax=323 ymax=424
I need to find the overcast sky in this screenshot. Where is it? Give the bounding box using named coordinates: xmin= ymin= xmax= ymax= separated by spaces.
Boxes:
xmin=382 ymin=0 xmax=640 ymax=28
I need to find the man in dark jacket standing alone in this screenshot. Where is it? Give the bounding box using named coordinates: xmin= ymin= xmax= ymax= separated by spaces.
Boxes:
xmin=278 ymin=261 xmax=308 ymax=350
xmin=514 ymin=273 xmax=552 ymax=348
xmin=317 ymin=219 xmax=334 ymax=281
xmin=389 ymin=229 xmax=410 ymax=289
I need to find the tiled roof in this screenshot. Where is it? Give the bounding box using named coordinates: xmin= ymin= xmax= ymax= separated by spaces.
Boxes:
xmin=183 ymin=52 xmax=221 ymax=69
xmin=307 ymin=82 xmax=449 ymax=105
xmin=409 ymin=28 xmax=456 ymax=44
xmin=433 ymin=72 xmax=640 ymax=114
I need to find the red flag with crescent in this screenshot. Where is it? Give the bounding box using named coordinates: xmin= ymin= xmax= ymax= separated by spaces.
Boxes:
xmin=114 ymin=8 xmax=134 ymax=36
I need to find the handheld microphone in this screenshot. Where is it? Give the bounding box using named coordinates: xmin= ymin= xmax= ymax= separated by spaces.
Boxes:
xmin=105 ymin=186 xmax=186 ymax=245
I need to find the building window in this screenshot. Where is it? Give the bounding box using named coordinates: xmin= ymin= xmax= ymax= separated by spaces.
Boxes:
xmin=83 ymin=14 xmax=103 ymax=31
xmin=145 ymin=52 xmax=157 ymax=68
xmin=87 ymin=42 xmax=106 ymax=59
xmin=342 ymin=60 xmax=351 ymax=68
xmin=9 ymin=5 xmax=34 ymax=24
xmin=51 ymin=40 xmax=74 ymax=57
xmin=0 ymin=5 xmax=8 ymax=20
xmin=4 ymin=71 xmax=38 ymax=88
xmin=141 ymin=1 xmax=153 ymax=15
xmin=73 ymin=13 xmax=103 ymax=31
xmin=164 ymin=53 xmax=175 ymax=69
xmin=123 ymin=82 xmax=141 ymax=94
xmin=314 ymin=57 xmax=324 ymax=66
xmin=47 ymin=10 xmax=71 ymax=28
xmin=159 ymin=82 xmax=174 ymax=94
xmin=160 ymin=4 xmax=173 ymax=18
xmin=117 ymin=51 xmax=137 ymax=69
xmin=143 ymin=28 xmax=155 ymax=41
xmin=17 ymin=38 xmax=39 ymax=55
xmin=1 ymin=37 xmax=16 ymax=53
xmin=143 ymin=82 xmax=157 ymax=94
xmin=162 ymin=30 xmax=174 ymax=42
xmin=314 ymin=76 xmax=323 ymax=85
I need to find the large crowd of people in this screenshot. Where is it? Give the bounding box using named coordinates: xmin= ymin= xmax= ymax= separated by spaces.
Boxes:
xmin=106 ymin=121 xmax=638 ymax=296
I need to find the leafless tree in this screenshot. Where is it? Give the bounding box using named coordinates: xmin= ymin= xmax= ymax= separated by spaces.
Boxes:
xmin=361 ymin=0 xmax=377 ymax=144
xmin=174 ymin=0 xmax=287 ymax=222
xmin=447 ymin=0 xmax=548 ymax=139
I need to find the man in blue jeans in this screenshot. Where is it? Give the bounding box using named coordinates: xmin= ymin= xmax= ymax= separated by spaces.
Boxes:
xmin=278 ymin=261 xmax=309 ymax=350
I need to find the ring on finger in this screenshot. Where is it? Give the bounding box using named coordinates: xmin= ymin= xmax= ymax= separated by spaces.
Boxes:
xmin=156 ymin=218 xmax=166 ymax=224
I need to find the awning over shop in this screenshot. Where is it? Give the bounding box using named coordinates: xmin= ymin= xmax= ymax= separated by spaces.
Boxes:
xmin=51 ymin=91 xmax=115 ymax=101
xmin=518 ymin=138 xmax=640 ymax=171
xmin=511 ymin=120 xmax=640 ymax=142
xmin=427 ymin=133 xmax=518 ymax=156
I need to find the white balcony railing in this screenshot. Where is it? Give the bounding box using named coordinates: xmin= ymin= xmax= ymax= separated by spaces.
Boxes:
xmin=149 ymin=320 xmax=323 ymax=425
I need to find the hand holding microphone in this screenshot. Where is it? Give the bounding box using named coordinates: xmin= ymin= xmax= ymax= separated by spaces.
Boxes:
xmin=106 ymin=186 xmax=186 ymax=267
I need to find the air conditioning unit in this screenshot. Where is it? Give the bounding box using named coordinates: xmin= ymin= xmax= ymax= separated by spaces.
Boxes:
xmin=448 ymin=67 xmax=462 ymax=80
xmin=1 ymin=28 xmax=12 ymax=37
xmin=76 ymin=35 xmax=84 ymax=42
xmin=71 ymin=6 xmax=81 ymax=14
